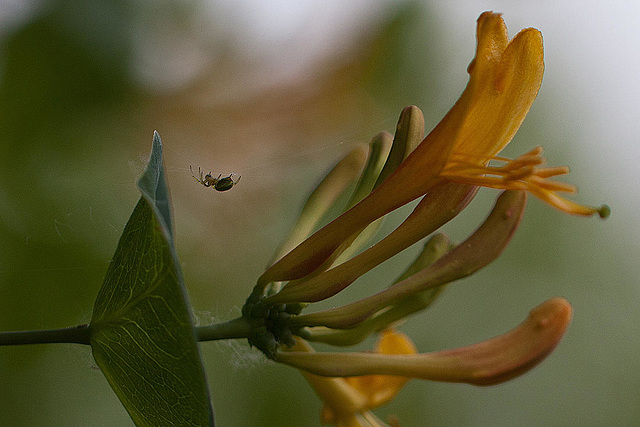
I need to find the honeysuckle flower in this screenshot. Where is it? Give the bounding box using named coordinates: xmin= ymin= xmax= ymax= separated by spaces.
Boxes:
xmin=276 ymin=298 xmax=573 ymax=387
xmin=286 ymin=330 xmax=417 ymax=427
xmin=266 ymin=182 xmax=477 ymax=305
xmin=302 ymin=233 xmax=452 ymax=348
xmin=258 ymin=11 xmax=608 ymax=287
xmin=270 ymin=144 xmax=369 ymax=265
xmin=290 ymin=189 xmax=526 ymax=330
xmin=241 ymin=12 xmax=603 ymax=425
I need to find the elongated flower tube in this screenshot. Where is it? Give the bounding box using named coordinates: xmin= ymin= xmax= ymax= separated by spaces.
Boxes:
xmin=300 ymin=132 xmax=393 ymax=281
xmin=269 ymin=145 xmax=368 ymax=265
xmin=290 ymin=190 xmax=526 ymax=329
xmin=265 ymin=182 xmax=477 ymax=305
xmin=258 ymin=11 xmax=607 ymax=287
xmin=303 ymin=234 xmax=451 ymax=347
xmin=276 ymin=298 xmax=573 ymax=387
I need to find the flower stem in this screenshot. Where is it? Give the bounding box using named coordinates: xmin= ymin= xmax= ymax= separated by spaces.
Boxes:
xmin=196 ymin=316 xmax=252 ymax=342
xmin=0 ymin=324 xmax=90 ymax=346
xmin=0 ymin=317 xmax=253 ymax=347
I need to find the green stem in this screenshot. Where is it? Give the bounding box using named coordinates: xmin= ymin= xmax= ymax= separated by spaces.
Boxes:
xmin=196 ymin=316 xmax=252 ymax=342
xmin=0 ymin=324 xmax=90 ymax=346
xmin=0 ymin=317 xmax=253 ymax=347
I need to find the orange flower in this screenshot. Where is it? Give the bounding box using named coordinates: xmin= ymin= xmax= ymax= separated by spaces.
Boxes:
xmin=278 ymin=298 xmax=573 ymax=388
xmin=258 ymin=11 xmax=607 ymax=287
xmin=246 ymin=13 xmax=601 ymax=424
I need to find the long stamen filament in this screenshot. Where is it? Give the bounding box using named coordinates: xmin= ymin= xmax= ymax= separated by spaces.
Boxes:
xmin=439 ymin=147 xmax=607 ymax=217
xmin=528 ymin=175 xmax=577 ymax=193
xmin=535 ymin=166 xmax=571 ymax=178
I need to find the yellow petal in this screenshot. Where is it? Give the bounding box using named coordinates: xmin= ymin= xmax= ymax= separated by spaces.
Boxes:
xmin=443 ymin=13 xmax=606 ymax=217
xmin=451 ymin=12 xmax=544 ymax=159
xmin=286 ymin=339 xmax=370 ymax=415
xmin=288 ymin=338 xmax=395 ymax=427
xmin=345 ymin=330 xmax=417 ymax=408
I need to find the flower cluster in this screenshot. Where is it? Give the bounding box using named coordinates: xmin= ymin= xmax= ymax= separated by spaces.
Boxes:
xmin=242 ymin=11 xmax=607 ymax=426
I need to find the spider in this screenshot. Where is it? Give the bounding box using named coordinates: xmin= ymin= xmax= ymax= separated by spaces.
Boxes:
xmin=190 ymin=166 xmax=241 ymax=192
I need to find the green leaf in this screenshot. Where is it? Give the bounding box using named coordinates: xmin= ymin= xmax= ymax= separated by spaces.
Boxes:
xmin=136 ymin=132 xmax=174 ymax=240
xmin=89 ymin=132 xmax=214 ymax=426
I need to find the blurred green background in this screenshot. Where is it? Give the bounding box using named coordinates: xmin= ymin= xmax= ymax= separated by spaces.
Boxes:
xmin=0 ymin=1 xmax=637 ymax=426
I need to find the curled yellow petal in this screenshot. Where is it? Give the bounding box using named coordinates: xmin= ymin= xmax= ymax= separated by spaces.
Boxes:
xmin=344 ymin=330 xmax=417 ymax=408
xmin=454 ymin=12 xmax=543 ymax=158
xmin=286 ymin=331 xmax=416 ymax=426
xmin=286 ymin=338 xmax=370 ymax=416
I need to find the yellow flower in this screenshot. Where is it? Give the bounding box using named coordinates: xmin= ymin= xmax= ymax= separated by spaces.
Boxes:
xmin=258 ymin=11 xmax=607 ymax=287
xmin=248 ymin=13 xmax=600 ymax=423
xmin=287 ymin=329 xmax=417 ymax=427
xmin=338 ymin=329 xmax=417 ymax=410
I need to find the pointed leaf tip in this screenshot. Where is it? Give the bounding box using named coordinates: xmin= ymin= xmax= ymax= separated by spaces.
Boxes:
xmin=136 ymin=132 xmax=173 ymax=240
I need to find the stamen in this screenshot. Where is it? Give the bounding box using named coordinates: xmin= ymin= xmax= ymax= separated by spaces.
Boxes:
xmin=439 ymin=172 xmax=528 ymax=191
xmin=492 ymin=155 xmax=512 ymax=162
xmin=526 ymin=185 xmax=604 ymax=217
xmin=528 ymin=176 xmax=577 ymax=193
xmin=535 ymin=166 xmax=570 ymax=178
xmin=525 ymin=145 xmax=544 ymax=156
xmin=505 ymin=166 xmax=535 ymax=181
xmin=439 ymin=147 xmax=602 ymax=217
xmin=498 ymin=154 xmax=544 ymax=171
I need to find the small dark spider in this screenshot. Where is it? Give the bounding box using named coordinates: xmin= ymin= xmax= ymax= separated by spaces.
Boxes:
xmin=190 ymin=166 xmax=241 ymax=192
